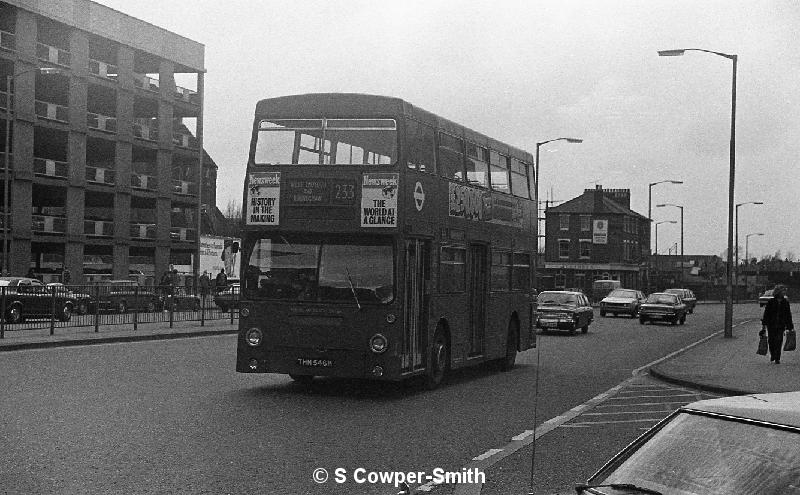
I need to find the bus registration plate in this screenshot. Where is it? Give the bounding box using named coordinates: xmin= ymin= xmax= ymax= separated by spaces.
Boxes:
xmin=297 ymin=358 xmax=334 ymax=368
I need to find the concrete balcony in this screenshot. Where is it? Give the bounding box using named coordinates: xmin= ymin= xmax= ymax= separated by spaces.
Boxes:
xmin=131 ymin=173 xmax=157 ymax=191
xmin=33 ymin=157 xmax=69 ymax=179
xmin=130 ymin=222 xmax=156 ymax=239
xmin=32 ymin=214 xmax=66 ymax=234
xmin=174 ymin=86 xmax=198 ymax=104
xmin=0 ymin=30 xmax=15 ymax=52
xmin=170 ymin=227 xmax=197 ymax=242
xmin=36 ymin=42 xmax=71 ymax=67
xmin=172 ymin=179 xmax=198 ymax=196
xmin=84 ymin=219 xmax=114 ymax=237
xmin=172 ymin=131 xmax=197 ymax=149
xmin=133 ymin=74 xmax=159 ymax=93
xmin=88 ymin=59 xmax=118 ymax=81
xmin=35 ymin=100 xmax=69 ymax=123
xmin=87 ymin=112 xmax=117 ymax=133
xmin=133 ymin=119 xmax=158 ymax=141
xmin=86 ymin=166 xmax=115 ymax=185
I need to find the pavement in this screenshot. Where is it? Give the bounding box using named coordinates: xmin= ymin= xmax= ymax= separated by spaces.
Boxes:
xmin=649 ymin=304 xmax=799 ymax=395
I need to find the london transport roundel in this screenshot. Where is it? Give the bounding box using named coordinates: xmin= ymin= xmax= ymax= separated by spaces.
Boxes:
xmin=414 ymin=182 xmax=425 ymax=211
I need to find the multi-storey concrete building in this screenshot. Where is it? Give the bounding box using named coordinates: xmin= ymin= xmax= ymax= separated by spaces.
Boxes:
xmin=543 ymin=185 xmax=650 ymax=291
xmin=0 ymin=0 xmax=210 ymax=284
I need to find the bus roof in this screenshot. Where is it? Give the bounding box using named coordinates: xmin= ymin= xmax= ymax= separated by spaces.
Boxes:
xmin=253 ymin=93 xmax=534 ymax=162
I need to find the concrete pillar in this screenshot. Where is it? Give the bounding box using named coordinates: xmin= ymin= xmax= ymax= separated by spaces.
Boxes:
xmin=64 ymin=241 xmax=83 ymax=283
xmin=113 ymin=243 xmax=128 ymax=280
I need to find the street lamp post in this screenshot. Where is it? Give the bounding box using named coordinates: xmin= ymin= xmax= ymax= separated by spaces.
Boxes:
xmin=735 ymin=201 xmax=763 ymax=301
xmin=745 ymin=232 xmax=763 ymax=299
xmin=4 ymin=67 xmax=62 ymax=276
xmin=657 ymin=203 xmax=684 ymax=283
xmin=647 ymin=180 xmax=682 ymax=291
xmin=659 ymin=48 xmax=737 ymax=338
xmin=534 ymin=137 xmax=582 ymax=253
xmin=654 ymin=220 xmax=677 ymax=291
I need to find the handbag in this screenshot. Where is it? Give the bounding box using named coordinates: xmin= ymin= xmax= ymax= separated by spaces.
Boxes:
xmin=757 ymin=334 xmax=768 ymax=355
xmin=784 ymin=329 xmax=796 ymax=352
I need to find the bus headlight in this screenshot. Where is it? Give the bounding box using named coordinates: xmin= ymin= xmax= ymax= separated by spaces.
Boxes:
xmin=246 ymin=328 xmax=263 ymax=347
xmin=240 ymin=307 xmax=250 ymax=318
xmin=369 ymin=333 xmax=388 ymax=354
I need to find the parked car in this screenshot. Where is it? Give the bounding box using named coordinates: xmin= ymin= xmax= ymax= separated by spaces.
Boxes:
xmin=94 ymin=280 xmax=161 ymax=313
xmin=162 ymin=286 xmax=201 ymax=311
xmin=664 ymin=288 xmax=697 ymax=313
xmin=536 ymin=290 xmax=594 ymax=334
xmin=599 ymin=289 xmax=646 ymax=318
xmin=576 ymin=391 xmax=800 ymax=494
xmin=214 ymin=283 xmax=240 ymax=312
xmin=638 ymin=292 xmax=687 ymax=325
xmin=759 ymin=289 xmax=789 ymax=307
xmin=46 ymin=283 xmax=91 ymax=315
xmin=0 ymin=277 xmax=76 ymax=323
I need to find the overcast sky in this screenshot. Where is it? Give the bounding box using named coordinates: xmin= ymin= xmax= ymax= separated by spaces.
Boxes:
xmin=96 ymin=0 xmax=799 ymax=260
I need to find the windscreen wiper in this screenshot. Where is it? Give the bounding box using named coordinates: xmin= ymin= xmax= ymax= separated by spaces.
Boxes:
xmin=345 ymin=267 xmax=361 ymax=310
xmin=575 ymin=483 xmax=663 ymax=495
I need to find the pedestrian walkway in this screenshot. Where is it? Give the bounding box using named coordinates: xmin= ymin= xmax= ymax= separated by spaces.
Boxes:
xmin=0 ymin=318 xmax=237 ymax=352
xmin=650 ymin=315 xmax=799 ymax=395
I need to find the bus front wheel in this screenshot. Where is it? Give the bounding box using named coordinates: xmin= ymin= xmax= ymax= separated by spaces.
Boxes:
xmin=425 ymin=329 xmax=449 ymax=390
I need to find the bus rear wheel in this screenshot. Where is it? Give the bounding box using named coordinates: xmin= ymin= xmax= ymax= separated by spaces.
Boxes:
xmin=499 ymin=322 xmax=519 ymax=372
xmin=425 ymin=329 xmax=449 ymax=390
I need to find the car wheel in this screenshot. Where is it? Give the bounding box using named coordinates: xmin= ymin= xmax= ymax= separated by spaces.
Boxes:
xmin=689 ymin=308 xmax=693 ymax=314
xmin=58 ymin=303 xmax=72 ymax=322
xmin=499 ymin=321 xmax=519 ymax=372
xmin=6 ymin=304 xmax=22 ymax=324
xmin=289 ymin=374 xmax=314 ymax=385
xmin=77 ymin=302 xmax=88 ymax=315
xmin=671 ymin=318 xmax=678 ymax=326
xmin=581 ymin=324 xmax=589 ymax=334
xmin=639 ymin=317 xmax=646 ymax=325
xmin=425 ymin=328 xmax=449 ymax=390
xmin=680 ymin=315 xmax=686 ymax=325
xmin=117 ymin=300 xmax=128 ymax=313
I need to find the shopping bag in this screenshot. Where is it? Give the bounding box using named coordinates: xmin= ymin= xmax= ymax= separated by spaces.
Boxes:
xmin=784 ymin=330 xmax=796 ymax=352
xmin=757 ymin=334 xmax=768 ymax=355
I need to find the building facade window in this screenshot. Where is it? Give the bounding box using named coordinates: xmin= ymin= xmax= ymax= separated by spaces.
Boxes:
xmin=555 ymin=271 xmax=566 ymax=288
xmin=559 ymin=214 xmax=570 ymax=230
xmin=580 ymin=215 xmax=591 ymax=232
xmin=580 ymin=239 xmax=592 ymax=259
xmin=558 ymin=239 xmax=570 ymax=259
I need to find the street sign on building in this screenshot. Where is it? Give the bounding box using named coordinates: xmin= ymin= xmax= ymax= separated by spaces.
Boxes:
xmin=593 ymin=219 xmax=608 ymax=244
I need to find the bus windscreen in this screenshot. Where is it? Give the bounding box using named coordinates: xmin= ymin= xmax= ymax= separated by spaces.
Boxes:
xmin=243 ymin=235 xmax=394 ymax=304
xmin=254 ymin=118 xmax=397 ymax=166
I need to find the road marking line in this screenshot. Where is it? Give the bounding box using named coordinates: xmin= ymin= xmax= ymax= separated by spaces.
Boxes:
xmin=597 ymin=401 xmax=698 ymax=407
xmin=563 ymin=418 xmax=665 ymax=425
xmin=472 ymin=449 xmax=503 ymax=461
xmin=608 ymin=393 xmax=700 ymax=399
xmin=511 ymin=430 xmax=535 ymax=441
xmin=438 ymin=319 xmax=755 ymax=495
xmin=583 ymin=410 xmax=676 ymax=416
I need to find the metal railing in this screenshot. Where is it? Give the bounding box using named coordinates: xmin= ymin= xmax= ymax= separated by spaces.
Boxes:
xmin=0 ymin=283 xmax=240 ymax=339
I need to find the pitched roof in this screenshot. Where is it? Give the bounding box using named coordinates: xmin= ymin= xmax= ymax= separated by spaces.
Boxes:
xmin=548 ymin=190 xmax=649 ymax=220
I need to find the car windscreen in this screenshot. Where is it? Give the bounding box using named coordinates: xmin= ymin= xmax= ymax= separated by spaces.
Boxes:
xmin=243 ymin=234 xmax=394 ymax=304
xmin=596 ymin=412 xmax=800 ymax=493
xmin=645 ymin=294 xmax=677 ymax=304
xmin=537 ymin=293 xmax=577 ymax=305
xmin=607 ymin=289 xmax=635 ymax=298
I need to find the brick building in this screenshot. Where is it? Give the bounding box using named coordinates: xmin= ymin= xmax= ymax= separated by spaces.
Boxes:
xmin=542 ymin=185 xmax=650 ymax=291
xmin=0 ymin=0 xmax=211 ymax=284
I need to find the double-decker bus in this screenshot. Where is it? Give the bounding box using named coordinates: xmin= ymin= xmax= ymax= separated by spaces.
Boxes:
xmin=236 ymin=93 xmax=537 ymax=388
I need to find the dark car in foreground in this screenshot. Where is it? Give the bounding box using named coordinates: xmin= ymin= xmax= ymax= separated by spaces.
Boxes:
xmin=0 ymin=277 xmax=75 ymax=323
xmin=214 ymin=283 xmax=240 ymax=312
xmin=576 ymin=391 xmax=800 ymax=494
xmin=536 ymin=290 xmax=594 ymax=334
xmin=599 ymin=289 xmax=645 ymax=318
xmin=638 ymin=292 xmax=686 ymax=325
xmin=664 ymin=288 xmax=696 ymax=313
xmin=93 ymin=280 xmax=161 ymax=313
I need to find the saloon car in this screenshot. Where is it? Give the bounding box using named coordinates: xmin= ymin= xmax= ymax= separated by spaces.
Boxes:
xmin=161 ymin=286 xmax=201 ymax=311
xmin=576 ymin=391 xmax=800 ymax=494
xmin=0 ymin=277 xmax=76 ymax=323
xmin=664 ymin=288 xmax=697 ymax=313
xmin=46 ymin=283 xmax=92 ymax=315
xmin=93 ymin=280 xmax=161 ymax=313
xmin=536 ymin=290 xmax=594 ymax=334
xmin=638 ymin=292 xmax=686 ymax=325
xmin=599 ymin=289 xmax=646 ymax=318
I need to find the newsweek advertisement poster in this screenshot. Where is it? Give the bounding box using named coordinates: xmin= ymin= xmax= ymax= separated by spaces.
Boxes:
xmin=361 ymin=173 xmax=398 ymax=227
xmin=247 ymin=172 xmax=280 ymax=225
